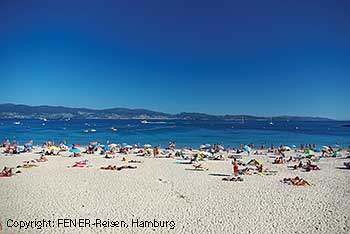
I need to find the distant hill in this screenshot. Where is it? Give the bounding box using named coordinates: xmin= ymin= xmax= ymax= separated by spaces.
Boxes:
xmin=0 ymin=103 xmax=334 ymax=121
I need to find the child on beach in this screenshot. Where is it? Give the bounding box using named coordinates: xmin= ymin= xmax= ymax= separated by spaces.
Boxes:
xmin=233 ymin=159 xmax=239 ymax=176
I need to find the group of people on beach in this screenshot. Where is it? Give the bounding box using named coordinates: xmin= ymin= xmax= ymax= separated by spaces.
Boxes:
xmin=1 ymin=138 xmax=349 ymax=185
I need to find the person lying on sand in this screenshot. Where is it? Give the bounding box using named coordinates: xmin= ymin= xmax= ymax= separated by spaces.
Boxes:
xmin=38 ymin=155 xmax=48 ymax=162
xmin=104 ymin=154 xmax=114 ymax=159
xmin=241 ymin=167 xmax=253 ymax=175
xmin=193 ymin=162 xmax=209 ymax=170
xmin=281 ymin=177 xmax=310 ymax=186
xmin=116 ymin=165 xmax=137 ymax=171
xmin=273 ymin=157 xmax=285 ymax=164
xmin=287 ymin=156 xmax=300 ymax=162
xmin=1 ymin=167 xmax=14 ymax=177
xmin=101 ymin=165 xmax=117 ymax=170
xmin=69 ymin=160 xmax=88 ymax=168
xmin=72 ymin=152 xmax=82 ymax=157
xmin=101 ymin=165 xmax=137 ymax=171
xmin=291 ymin=161 xmax=304 ymax=170
xmin=256 ymin=165 xmax=273 ymax=173
xmin=222 ymin=176 xmax=243 ymax=182
xmin=18 ymin=162 xmax=38 ymax=168
xmin=128 ymin=160 xmax=142 ymax=163
xmin=305 ymin=160 xmax=320 ymax=171
xmin=25 ymin=156 xmax=48 ymax=164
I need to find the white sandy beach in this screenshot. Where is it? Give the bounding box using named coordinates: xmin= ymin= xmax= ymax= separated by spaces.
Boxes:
xmin=0 ymin=150 xmax=349 ymax=234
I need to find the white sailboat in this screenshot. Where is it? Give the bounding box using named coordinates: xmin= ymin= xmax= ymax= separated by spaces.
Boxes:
xmin=269 ymin=117 xmax=274 ymax=125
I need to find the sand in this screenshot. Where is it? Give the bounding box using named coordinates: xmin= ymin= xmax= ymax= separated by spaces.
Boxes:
xmin=0 ymin=150 xmax=349 ymax=234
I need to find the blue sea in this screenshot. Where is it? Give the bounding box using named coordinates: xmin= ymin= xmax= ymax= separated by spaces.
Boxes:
xmin=0 ymin=119 xmax=349 ymax=148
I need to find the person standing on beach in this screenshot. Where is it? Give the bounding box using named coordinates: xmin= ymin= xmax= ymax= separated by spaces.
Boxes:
xmin=233 ymin=159 xmax=239 ymax=176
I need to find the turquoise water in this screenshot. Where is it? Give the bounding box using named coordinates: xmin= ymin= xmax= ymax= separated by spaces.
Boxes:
xmin=0 ymin=119 xmax=349 ymax=148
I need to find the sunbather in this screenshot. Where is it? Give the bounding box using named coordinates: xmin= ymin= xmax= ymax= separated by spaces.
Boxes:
xmin=291 ymin=161 xmax=304 ymax=170
xmin=193 ymin=162 xmax=209 ymax=170
xmin=305 ymin=159 xmax=320 ymax=171
xmin=18 ymin=162 xmax=38 ymax=168
xmin=128 ymin=160 xmax=142 ymax=163
xmin=101 ymin=165 xmax=117 ymax=170
xmin=1 ymin=167 xmax=13 ymax=177
xmin=28 ymin=156 xmax=48 ymax=163
xmin=69 ymin=160 xmax=88 ymax=168
xmin=116 ymin=165 xmax=137 ymax=171
xmin=38 ymin=155 xmax=48 ymax=162
xmin=222 ymin=176 xmax=243 ymax=182
xmin=281 ymin=176 xmax=310 ymax=186
xmin=104 ymin=154 xmax=114 ymax=159
xmin=273 ymin=157 xmax=285 ymax=164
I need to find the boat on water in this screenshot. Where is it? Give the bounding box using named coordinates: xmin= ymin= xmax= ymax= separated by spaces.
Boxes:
xmin=42 ymin=118 xmax=47 ymax=122
xmin=83 ymin=129 xmax=89 ymax=133
xmin=141 ymin=120 xmax=149 ymax=124
xmin=110 ymin=127 xmax=118 ymax=131
xmin=269 ymin=117 xmax=274 ymax=125
xmin=14 ymin=121 xmax=21 ymax=125
xmin=90 ymin=129 xmax=96 ymax=132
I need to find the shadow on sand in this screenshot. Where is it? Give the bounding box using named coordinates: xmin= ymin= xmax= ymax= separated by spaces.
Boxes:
xmin=208 ymin=173 xmax=231 ymax=177
xmin=336 ymin=167 xmax=350 ymax=170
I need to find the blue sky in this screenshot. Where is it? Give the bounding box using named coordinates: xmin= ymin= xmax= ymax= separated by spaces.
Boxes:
xmin=0 ymin=0 xmax=349 ymax=119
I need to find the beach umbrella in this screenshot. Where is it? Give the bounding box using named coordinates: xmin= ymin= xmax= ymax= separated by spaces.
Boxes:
xmin=245 ymin=159 xmax=263 ymax=166
xmin=200 ymin=151 xmax=211 ymax=156
xmin=103 ymin=145 xmax=111 ymax=151
xmin=125 ymin=145 xmax=133 ymax=148
xmin=292 ymin=145 xmax=297 ymax=148
xmin=109 ymin=143 xmax=118 ymax=147
xmin=69 ymin=148 xmax=81 ymax=153
xmin=243 ymin=145 xmax=251 ymax=153
xmin=332 ymin=152 xmax=341 ymax=157
xmin=90 ymin=142 xmax=99 ymax=146
xmin=322 ymin=146 xmax=330 ymax=150
xmin=49 ymin=146 xmax=59 ymax=151
xmin=281 ymin=146 xmax=291 ymax=151
xmin=17 ymin=146 xmax=24 ymax=152
xmin=200 ymin=145 xmax=210 ymax=150
xmin=305 ymin=150 xmax=315 ymax=156
xmin=144 ymin=144 xmax=152 ymax=148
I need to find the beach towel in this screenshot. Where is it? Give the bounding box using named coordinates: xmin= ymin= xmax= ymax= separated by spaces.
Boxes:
xmin=69 ymin=161 xmax=89 ymax=168
xmin=258 ymin=171 xmax=278 ymax=176
xmin=18 ymin=164 xmax=38 ymax=168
